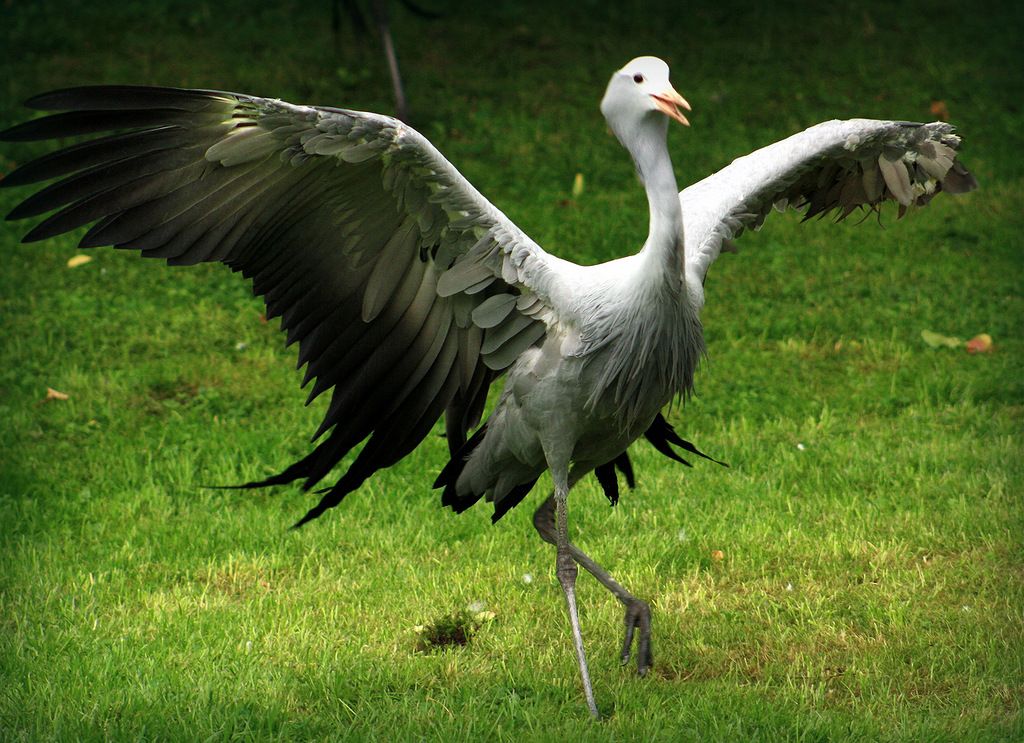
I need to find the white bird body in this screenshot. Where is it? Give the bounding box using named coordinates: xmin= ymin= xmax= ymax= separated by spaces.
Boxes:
xmin=1 ymin=56 xmax=976 ymax=718
xmin=460 ymin=288 xmax=697 ymax=498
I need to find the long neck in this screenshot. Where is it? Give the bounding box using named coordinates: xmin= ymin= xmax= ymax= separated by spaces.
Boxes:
xmin=587 ymin=114 xmax=702 ymax=428
xmin=628 ymin=116 xmax=684 ymax=281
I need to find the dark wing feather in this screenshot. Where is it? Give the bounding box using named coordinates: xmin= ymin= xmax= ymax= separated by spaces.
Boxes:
xmin=1 ymin=85 xmax=566 ymax=525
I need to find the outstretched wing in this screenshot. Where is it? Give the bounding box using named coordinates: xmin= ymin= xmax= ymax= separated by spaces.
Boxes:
xmin=1 ymin=85 xmax=566 ymax=526
xmin=681 ymin=119 xmax=977 ymax=306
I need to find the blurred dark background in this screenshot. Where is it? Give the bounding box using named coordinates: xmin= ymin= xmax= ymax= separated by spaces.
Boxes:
xmin=3 ymin=0 xmax=1021 ymax=195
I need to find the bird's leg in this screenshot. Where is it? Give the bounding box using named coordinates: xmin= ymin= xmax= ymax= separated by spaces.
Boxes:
xmin=550 ymin=472 xmax=600 ymax=719
xmin=534 ymin=495 xmax=653 ymax=676
xmin=370 ymin=0 xmax=409 ymax=122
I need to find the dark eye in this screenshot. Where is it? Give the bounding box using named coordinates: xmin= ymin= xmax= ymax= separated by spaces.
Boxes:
xmin=633 ymin=73 xmax=644 ymax=84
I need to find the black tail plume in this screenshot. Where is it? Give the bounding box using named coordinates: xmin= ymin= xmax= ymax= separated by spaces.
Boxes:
xmin=644 ymin=413 xmax=728 ymax=468
xmin=435 ymin=424 xmax=488 ymax=514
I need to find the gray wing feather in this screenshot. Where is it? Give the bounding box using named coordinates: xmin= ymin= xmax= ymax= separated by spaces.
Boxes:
xmin=681 ymin=119 xmax=977 ymax=304
xmin=471 ymin=293 xmax=518 ymax=329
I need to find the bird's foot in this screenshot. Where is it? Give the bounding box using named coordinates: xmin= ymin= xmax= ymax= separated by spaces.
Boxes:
xmin=620 ymin=597 xmax=652 ymax=676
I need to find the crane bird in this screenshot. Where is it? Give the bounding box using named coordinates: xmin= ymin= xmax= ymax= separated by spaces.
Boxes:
xmin=1 ymin=56 xmax=976 ymax=718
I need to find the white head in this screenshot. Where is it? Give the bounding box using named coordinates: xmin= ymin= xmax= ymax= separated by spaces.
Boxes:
xmin=600 ymin=56 xmax=690 ymax=147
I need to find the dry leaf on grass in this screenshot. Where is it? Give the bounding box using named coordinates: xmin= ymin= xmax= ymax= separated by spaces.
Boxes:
xmin=572 ymin=172 xmax=585 ymax=198
xmin=929 ymin=99 xmax=950 ymax=121
xmin=66 ymin=254 xmax=93 ymax=268
xmin=966 ymin=333 xmax=993 ymax=354
xmin=921 ymin=329 xmax=962 ymax=349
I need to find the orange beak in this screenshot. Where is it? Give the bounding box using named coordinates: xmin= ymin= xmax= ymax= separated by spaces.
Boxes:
xmin=651 ymin=87 xmax=691 ymax=126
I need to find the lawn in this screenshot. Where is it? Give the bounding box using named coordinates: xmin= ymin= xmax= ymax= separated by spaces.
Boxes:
xmin=1 ymin=0 xmax=1022 ymax=740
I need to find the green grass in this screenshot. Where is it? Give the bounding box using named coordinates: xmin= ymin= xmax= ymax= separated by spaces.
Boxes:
xmin=1 ymin=0 xmax=1022 ymax=740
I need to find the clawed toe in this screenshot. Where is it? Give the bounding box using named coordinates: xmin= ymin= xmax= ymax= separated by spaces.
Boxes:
xmin=620 ymin=597 xmax=652 ymax=676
